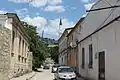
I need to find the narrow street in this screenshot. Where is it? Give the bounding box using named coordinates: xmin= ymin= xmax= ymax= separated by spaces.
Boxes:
xmin=31 ymin=68 xmax=54 ymax=80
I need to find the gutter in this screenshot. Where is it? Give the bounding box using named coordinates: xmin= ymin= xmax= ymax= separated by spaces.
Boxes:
xmin=77 ymin=15 xmax=120 ymax=44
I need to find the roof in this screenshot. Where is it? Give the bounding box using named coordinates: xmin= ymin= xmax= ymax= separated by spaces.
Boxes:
xmin=58 ymin=27 xmax=73 ymax=42
xmin=5 ymin=13 xmax=30 ymax=41
xmin=67 ymin=17 xmax=85 ymax=37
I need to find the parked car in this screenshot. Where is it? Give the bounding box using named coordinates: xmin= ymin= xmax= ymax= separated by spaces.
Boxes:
xmin=54 ymin=66 xmax=76 ymax=80
xmin=43 ymin=65 xmax=50 ymax=69
xmin=51 ymin=64 xmax=60 ymax=73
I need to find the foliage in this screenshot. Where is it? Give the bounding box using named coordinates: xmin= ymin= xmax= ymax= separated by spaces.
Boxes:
xmin=22 ymin=21 xmax=49 ymax=69
xmin=48 ymin=46 xmax=59 ymax=63
xmin=22 ymin=21 xmax=59 ymax=69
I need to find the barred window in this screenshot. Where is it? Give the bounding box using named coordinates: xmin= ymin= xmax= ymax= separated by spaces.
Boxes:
xmin=89 ymin=44 xmax=93 ymax=68
xmin=82 ymin=48 xmax=85 ymax=69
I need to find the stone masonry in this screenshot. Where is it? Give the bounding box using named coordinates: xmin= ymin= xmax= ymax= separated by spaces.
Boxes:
xmin=0 ymin=26 xmax=11 ymax=80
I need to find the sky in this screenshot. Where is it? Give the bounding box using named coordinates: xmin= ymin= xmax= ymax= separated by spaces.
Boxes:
xmin=0 ymin=0 xmax=95 ymax=39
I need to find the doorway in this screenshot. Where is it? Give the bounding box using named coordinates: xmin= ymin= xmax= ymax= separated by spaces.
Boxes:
xmin=98 ymin=51 xmax=105 ymax=80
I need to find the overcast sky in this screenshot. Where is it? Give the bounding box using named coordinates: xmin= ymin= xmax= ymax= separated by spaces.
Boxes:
xmin=0 ymin=0 xmax=95 ymax=39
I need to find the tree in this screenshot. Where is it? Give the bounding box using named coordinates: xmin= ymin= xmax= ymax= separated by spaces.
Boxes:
xmin=22 ymin=21 xmax=49 ymax=69
xmin=22 ymin=21 xmax=59 ymax=69
xmin=49 ymin=46 xmax=59 ymax=63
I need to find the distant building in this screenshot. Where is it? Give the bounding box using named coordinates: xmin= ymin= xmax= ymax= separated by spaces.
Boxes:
xmin=0 ymin=13 xmax=32 ymax=80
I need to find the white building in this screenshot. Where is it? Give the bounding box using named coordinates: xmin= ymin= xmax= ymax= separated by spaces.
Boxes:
xmin=77 ymin=0 xmax=120 ymax=80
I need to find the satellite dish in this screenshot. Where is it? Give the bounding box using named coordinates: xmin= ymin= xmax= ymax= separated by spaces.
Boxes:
xmin=70 ymin=42 xmax=76 ymax=48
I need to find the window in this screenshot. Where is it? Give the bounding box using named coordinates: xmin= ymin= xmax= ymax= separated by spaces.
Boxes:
xmin=18 ymin=36 xmax=21 ymax=54
xmin=22 ymin=57 xmax=24 ymax=63
xmin=89 ymin=44 xmax=93 ymax=68
xmin=18 ymin=55 xmax=21 ymax=62
xmin=12 ymin=31 xmax=15 ymax=52
xmin=82 ymin=48 xmax=85 ymax=69
xmin=11 ymin=53 xmax=14 ymax=57
xmin=25 ymin=43 xmax=27 ymax=57
xmin=22 ymin=40 xmax=24 ymax=55
xmin=59 ymin=68 xmax=73 ymax=73
xmin=25 ymin=58 xmax=27 ymax=63
xmin=71 ymin=35 xmax=73 ymax=40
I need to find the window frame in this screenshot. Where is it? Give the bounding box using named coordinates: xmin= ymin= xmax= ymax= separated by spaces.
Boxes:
xmin=89 ymin=44 xmax=93 ymax=68
xmin=81 ymin=47 xmax=85 ymax=69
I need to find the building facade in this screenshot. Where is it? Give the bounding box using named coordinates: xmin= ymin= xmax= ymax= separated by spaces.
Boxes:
xmin=67 ymin=18 xmax=84 ymax=70
xmin=77 ymin=0 xmax=120 ymax=80
xmin=0 ymin=13 xmax=32 ymax=80
xmin=58 ymin=28 xmax=72 ymax=65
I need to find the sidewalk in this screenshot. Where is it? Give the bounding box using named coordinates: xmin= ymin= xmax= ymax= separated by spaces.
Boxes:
xmin=10 ymin=71 xmax=36 ymax=80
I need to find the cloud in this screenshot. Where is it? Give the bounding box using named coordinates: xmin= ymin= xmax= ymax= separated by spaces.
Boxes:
xmin=22 ymin=16 xmax=74 ymax=39
xmin=30 ymin=0 xmax=62 ymax=7
xmin=81 ymin=0 xmax=89 ymax=3
xmin=8 ymin=0 xmax=48 ymax=7
xmin=8 ymin=0 xmax=63 ymax=8
xmin=44 ymin=5 xmax=65 ymax=12
xmin=71 ymin=7 xmax=77 ymax=10
xmin=36 ymin=12 xmax=40 ymax=16
xmin=81 ymin=0 xmax=94 ymax=3
xmin=14 ymin=8 xmax=28 ymax=18
xmin=48 ymin=0 xmax=62 ymax=5
xmin=8 ymin=0 xmax=30 ymax=3
xmin=84 ymin=3 xmax=95 ymax=10
xmin=82 ymin=13 xmax=87 ymax=17
xmin=0 ymin=10 xmax=7 ymax=14
xmin=44 ymin=18 xmax=74 ymax=39
xmin=81 ymin=0 xmax=95 ymax=10
xmin=30 ymin=0 xmax=48 ymax=7
xmin=22 ymin=16 xmax=47 ymax=28
xmin=8 ymin=0 xmax=65 ymax=13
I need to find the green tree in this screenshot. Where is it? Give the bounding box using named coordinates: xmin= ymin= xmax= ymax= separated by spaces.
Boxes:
xmin=22 ymin=21 xmax=48 ymax=69
xmin=49 ymin=46 xmax=59 ymax=63
xmin=22 ymin=21 xmax=58 ymax=69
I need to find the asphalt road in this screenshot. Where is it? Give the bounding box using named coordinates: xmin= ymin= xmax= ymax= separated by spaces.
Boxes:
xmin=31 ymin=68 xmax=54 ymax=80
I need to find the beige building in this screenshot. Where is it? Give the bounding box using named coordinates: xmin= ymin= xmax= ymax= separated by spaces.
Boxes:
xmin=67 ymin=18 xmax=84 ymax=71
xmin=58 ymin=28 xmax=73 ymax=65
xmin=0 ymin=13 xmax=32 ymax=80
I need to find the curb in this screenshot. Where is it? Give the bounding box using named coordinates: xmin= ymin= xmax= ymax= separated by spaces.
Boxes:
xmin=26 ymin=72 xmax=37 ymax=80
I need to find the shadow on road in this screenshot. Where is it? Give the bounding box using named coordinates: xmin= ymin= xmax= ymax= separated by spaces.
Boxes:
xmin=34 ymin=69 xmax=43 ymax=72
xmin=35 ymin=70 xmax=43 ymax=72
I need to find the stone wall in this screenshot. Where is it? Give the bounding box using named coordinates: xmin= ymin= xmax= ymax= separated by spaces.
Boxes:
xmin=0 ymin=26 xmax=11 ymax=80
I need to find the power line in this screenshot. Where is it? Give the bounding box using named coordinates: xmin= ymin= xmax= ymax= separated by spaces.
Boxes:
xmin=94 ymin=0 xmax=119 ymax=31
xmin=102 ymin=0 xmax=112 ymax=6
xmin=95 ymin=8 xmax=116 ymax=31
xmin=86 ymin=5 xmax=120 ymax=12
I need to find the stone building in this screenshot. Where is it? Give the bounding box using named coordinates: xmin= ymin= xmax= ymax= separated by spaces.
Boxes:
xmin=0 ymin=13 xmax=32 ymax=80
